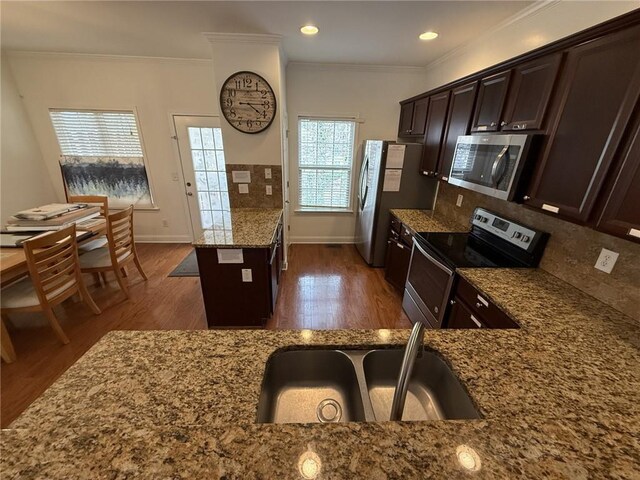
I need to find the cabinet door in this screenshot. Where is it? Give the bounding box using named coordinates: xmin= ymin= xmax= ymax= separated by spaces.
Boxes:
xmin=438 ymin=81 xmax=478 ymax=181
xmin=420 ymin=91 xmax=450 ymax=176
xmin=501 ymin=53 xmax=562 ymax=131
xmin=384 ymin=237 xmax=412 ymax=292
xmin=398 ymin=102 xmax=414 ymax=136
xmin=524 ymin=25 xmax=640 ymax=222
xmin=596 ymin=117 xmax=640 ymax=242
xmin=446 ymin=297 xmax=485 ymax=329
xmin=471 ymin=70 xmax=511 ymax=132
xmin=410 ymin=97 xmax=429 ymax=135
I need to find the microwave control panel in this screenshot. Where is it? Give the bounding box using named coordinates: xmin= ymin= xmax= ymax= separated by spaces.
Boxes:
xmin=471 ymin=208 xmax=540 ymax=251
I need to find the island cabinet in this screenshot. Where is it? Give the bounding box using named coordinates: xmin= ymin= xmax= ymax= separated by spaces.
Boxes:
xmin=522 ymin=24 xmax=640 ymax=223
xmin=384 ymin=217 xmax=413 ymax=292
xmin=446 ymin=277 xmax=519 ymax=329
xmin=437 ymin=81 xmax=478 ymax=181
xmin=420 ymin=91 xmax=450 ymax=177
xmin=594 ymin=115 xmax=640 ymax=242
xmin=398 ymin=97 xmax=429 ymax=138
xmin=196 ymin=219 xmax=284 ymax=328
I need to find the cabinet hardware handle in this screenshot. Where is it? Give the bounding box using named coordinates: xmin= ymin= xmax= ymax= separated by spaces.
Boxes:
xmin=470 ymin=315 xmax=483 ymax=328
xmin=490 ymin=122 xmax=496 ymax=127
xmin=523 ymin=195 xmax=531 ymax=201
xmin=450 ymin=300 xmax=456 ymax=305
xmin=500 ymin=121 xmax=507 ymax=127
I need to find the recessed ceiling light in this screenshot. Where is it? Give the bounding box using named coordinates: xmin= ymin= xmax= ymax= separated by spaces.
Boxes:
xmin=419 ymin=31 xmax=439 ymax=41
xmin=300 ymin=25 xmax=319 ymax=35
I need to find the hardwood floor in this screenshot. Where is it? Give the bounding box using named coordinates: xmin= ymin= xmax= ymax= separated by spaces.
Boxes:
xmin=1 ymin=243 xmax=409 ymax=427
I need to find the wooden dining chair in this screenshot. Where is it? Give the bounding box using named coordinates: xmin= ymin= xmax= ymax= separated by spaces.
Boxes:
xmin=67 ymin=194 xmax=109 ymax=217
xmin=79 ymin=206 xmax=147 ymax=299
xmin=1 ymin=224 xmax=101 ymax=363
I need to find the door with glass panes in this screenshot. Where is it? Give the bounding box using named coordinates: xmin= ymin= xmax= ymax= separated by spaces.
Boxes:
xmin=173 ymin=115 xmax=231 ymax=240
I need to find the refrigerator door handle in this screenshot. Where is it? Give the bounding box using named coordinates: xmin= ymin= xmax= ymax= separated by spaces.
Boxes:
xmin=359 ymin=156 xmax=369 ymax=210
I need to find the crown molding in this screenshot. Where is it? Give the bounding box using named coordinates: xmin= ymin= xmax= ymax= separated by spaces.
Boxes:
xmin=4 ymin=50 xmax=212 ymax=65
xmin=425 ymin=0 xmax=560 ymax=69
xmin=202 ymin=32 xmax=282 ymax=46
xmin=288 ymin=61 xmax=426 ymax=74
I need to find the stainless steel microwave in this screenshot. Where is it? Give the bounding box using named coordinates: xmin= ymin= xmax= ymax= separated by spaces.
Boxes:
xmin=448 ymin=134 xmax=537 ymax=201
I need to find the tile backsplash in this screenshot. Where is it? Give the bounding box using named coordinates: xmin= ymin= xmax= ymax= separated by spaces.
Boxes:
xmin=225 ymin=164 xmax=283 ymax=209
xmin=435 ymin=182 xmax=640 ymax=321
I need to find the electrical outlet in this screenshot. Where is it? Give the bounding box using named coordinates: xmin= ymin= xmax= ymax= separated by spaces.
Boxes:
xmin=594 ymin=248 xmax=619 ymax=274
xmin=241 ymin=269 xmax=252 ymax=282
xmin=239 ymin=184 xmax=249 ymax=194
xmin=266 ymin=185 xmax=272 ymax=196
xmin=162 ymin=219 xmax=169 ymax=227
xmin=171 ymin=172 xmax=180 ymax=182
xmin=265 ymin=168 xmax=272 ymax=179
xmin=456 ymin=194 xmax=464 ymax=207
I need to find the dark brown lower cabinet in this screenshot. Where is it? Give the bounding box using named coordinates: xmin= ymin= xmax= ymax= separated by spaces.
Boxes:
xmin=384 ymin=236 xmax=412 ymax=292
xmin=447 ymin=297 xmax=486 ymax=329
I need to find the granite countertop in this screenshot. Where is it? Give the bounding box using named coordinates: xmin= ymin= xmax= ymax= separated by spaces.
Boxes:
xmin=2 ymin=269 xmax=639 ymax=478
xmin=193 ymin=208 xmax=282 ymax=248
xmin=390 ymin=208 xmax=467 ymax=233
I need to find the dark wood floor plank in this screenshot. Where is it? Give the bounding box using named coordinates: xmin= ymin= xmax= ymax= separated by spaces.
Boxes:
xmin=1 ymin=243 xmax=408 ymax=427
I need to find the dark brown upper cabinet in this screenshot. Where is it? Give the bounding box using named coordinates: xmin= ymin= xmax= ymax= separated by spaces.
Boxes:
xmin=596 ymin=116 xmax=640 ymax=242
xmin=398 ymin=102 xmax=414 ymax=136
xmin=471 ymin=70 xmax=511 ymax=132
xmin=500 ymin=53 xmax=563 ymax=131
xmin=524 ymin=25 xmax=640 ymax=223
xmin=438 ymin=81 xmax=478 ymax=181
xmin=420 ymin=91 xmax=450 ymax=176
xmin=398 ymin=97 xmax=429 ymax=137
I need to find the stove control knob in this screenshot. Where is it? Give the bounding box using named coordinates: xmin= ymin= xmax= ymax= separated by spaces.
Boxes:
xmin=474 ymin=214 xmax=482 ymax=221
xmin=481 ymin=217 xmax=488 ymax=223
xmin=513 ymin=232 xmax=522 ymax=239
xmin=521 ymin=235 xmax=531 ymax=243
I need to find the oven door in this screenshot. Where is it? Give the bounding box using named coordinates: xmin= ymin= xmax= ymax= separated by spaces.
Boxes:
xmin=404 ymin=239 xmax=455 ymax=328
xmin=448 ymin=134 xmax=530 ymax=201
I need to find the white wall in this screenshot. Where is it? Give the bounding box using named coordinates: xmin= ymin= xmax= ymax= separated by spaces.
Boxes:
xmin=422 ymin=2 xmax=639 ymax=91
xmin=5 ymin=52 xmax=218 ymax=242
xmin=286 ymin=63 xmax=426 ymax=243
xmin=0 ymin=54 xmax=57 ymax=224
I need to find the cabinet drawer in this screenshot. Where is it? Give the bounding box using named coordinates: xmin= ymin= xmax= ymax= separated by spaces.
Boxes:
xmin=400 ymin=225 xmax=413 ymax=246
xmin=390 ymin=216 xmax=402 ymax=234
xmin=455 ymin=277 xmax=519 ymax=329
xmin=447 ymin=297 xmax=487 ymax=329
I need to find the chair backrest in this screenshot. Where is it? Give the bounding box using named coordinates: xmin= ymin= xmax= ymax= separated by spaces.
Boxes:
xmin=68 ymin=195 xmax=109 ymax=217
xmin=106 ymin=206 xmax=135 ymax=267
xmin=23 ymin=224 xmax=82 ymax=306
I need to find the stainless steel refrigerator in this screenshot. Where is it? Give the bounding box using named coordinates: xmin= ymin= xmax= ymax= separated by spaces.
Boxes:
xmin=355 ymin=140 xmax=437 ymax=266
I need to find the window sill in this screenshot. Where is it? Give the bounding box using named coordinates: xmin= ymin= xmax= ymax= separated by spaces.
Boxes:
xmin=295 ymin=208 xmax=354 ymax=214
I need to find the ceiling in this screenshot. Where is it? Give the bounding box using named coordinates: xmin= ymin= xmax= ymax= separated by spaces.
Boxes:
xmin=0 ymin=1 xmax=540 ymax=67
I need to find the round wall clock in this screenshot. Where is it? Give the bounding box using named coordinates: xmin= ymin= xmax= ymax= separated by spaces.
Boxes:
xmin=219 ymin=71 xmax=277 ymax=134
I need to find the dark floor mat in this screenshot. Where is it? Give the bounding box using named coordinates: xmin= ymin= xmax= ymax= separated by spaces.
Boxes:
xmin=168 ymin=250 xmax=199 ymax=277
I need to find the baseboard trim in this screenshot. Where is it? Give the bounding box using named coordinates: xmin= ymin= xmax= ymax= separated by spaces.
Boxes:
xmin=290 ymin=236 xmax=355 ymax=244
xmin=136 ymin=235 xmax=193 ymax=243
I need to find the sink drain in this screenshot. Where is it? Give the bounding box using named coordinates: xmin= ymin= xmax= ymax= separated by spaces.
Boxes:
xmin=316 ymin=398 xmax=342 ymax=423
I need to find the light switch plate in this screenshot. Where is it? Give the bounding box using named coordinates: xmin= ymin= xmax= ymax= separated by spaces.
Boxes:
xmin=238 ymin=184 xmax=249 ymax=194
xmin=456 ymin=194 xmax=463 ymax=207
xmin=266 ymin=185 xmax=272 ymax=195
xmin=241 ymin=269 xmax=252 ymax=282
xmin=265 ymin=168 xmax=272 ymax=179
xmin=594 ymin=248 xmax=619 ymax=274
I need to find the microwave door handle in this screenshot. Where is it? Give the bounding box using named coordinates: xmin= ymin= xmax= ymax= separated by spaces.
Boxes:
xmin=490 ymin=145 xmax=509 ymax=186
xmin=413 ymin=241 xmax=454 ymax=276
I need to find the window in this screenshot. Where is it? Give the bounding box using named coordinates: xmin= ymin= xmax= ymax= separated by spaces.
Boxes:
xmin=187 ymin=126 xmax=231 ymax=233
xmin=298 ymin=118 xmax=357 ymax=211
xmin=49 ymin=109 xmax=154 ymax=208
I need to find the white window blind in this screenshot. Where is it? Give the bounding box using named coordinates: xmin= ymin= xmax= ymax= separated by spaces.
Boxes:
xmin=50 ymin=110 xmax=143 ymax=157
xmin=298 ymin=118 xmax=356 ymax=211
xmin=49 ymin=109 xmax=154 ymax=208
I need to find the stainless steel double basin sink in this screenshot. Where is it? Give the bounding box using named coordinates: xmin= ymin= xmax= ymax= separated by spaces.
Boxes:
xmin=256 ymin=349 xmax=480 ymax=424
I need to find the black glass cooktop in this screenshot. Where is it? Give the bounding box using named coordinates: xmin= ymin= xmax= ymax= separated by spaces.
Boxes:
xmin=416 ymin=231 xmax=527 ymax=269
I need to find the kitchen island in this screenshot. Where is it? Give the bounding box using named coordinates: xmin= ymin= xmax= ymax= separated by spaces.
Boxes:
xmin=194 ymin=208 xmax=283 ymax=328
xmin=2 ymin=268 xmax=639 ymax=479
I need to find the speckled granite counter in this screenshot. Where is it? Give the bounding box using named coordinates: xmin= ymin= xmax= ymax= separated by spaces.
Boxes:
xmin=390 ymin=208 xmax=466 ymax=233
xmin=2 ymin=269 xmax=639 ymax=479
xmin=193 ymin=208 xmax=282 ymax=248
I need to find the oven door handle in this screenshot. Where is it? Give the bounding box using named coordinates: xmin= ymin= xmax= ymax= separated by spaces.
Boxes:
xmin=490 ymin=145 xmax=509 ymax=186
xmin=413 ymin=240 xmax=454 ymax=276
